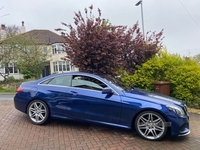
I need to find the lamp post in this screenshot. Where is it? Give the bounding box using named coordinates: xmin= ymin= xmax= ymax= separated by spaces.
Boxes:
xmin=135 ymin=0 xmax=145 ymax=38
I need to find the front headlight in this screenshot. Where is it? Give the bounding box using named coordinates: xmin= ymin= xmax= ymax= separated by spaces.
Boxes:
xmin=166 ymin=105 xmax=185 ymax=116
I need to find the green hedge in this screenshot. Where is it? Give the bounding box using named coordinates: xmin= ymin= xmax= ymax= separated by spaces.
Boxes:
xmin=120 ymin=50 xmax=200 ymax=108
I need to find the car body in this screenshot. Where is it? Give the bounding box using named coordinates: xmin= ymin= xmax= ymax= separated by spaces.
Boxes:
xmin=14 ymin=72 xmax=190 ymax=140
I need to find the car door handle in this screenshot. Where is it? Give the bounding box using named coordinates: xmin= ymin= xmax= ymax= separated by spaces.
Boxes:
xmin=70 ymin=91 xmax=78 ymax=96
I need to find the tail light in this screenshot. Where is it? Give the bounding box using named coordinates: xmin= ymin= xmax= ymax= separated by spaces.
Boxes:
xmin=16 ymin=87 xmax=24 ymax=93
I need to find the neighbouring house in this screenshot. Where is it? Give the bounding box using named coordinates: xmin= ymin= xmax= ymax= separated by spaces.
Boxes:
xmin=0 ymin=22 xmax=78 ymax=81
xmin=23 ymin=29 xmax=78 ymax=76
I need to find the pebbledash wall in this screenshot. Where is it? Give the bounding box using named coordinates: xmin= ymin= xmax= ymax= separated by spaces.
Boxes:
xmin=0 ymin=73 xmax=24 ymax=81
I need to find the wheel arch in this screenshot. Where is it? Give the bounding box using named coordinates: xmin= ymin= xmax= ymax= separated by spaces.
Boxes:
xmin=25 ymin=98 xmax=51 ymax=116
xmin=131 ymin=108 xmax=170 ymax=130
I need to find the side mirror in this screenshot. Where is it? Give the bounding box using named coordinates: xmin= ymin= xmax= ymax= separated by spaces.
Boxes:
xmin=102 ymin=87 xmax=113 ymax=94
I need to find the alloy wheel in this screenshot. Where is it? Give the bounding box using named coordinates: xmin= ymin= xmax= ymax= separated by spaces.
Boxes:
xmin=135 ymin=111 xmax=167 ymax=140
xmin=28 ymin=100 xmax=49 ymax=125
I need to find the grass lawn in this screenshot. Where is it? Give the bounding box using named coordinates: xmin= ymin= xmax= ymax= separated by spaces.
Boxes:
xmin=0 ymin=87 xmax=16 ymax=93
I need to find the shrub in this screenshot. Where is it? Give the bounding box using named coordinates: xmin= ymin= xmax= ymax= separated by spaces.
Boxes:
xmin=6 ymin=76 xmax=15 ymax=82
xmin=120 ymin=50 xmax=200 ymax=108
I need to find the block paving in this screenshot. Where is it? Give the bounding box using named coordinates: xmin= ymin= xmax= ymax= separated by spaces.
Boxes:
xmin=0 ymin=100 xmax=200 ymax=150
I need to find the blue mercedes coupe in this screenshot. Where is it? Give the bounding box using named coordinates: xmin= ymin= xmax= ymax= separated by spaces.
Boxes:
xmin=14 ymin=72 xmax=190 ymax=140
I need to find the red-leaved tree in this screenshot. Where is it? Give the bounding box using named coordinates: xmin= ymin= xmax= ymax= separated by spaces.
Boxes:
xmin=56 ymin=5 xmax=164 ymax=76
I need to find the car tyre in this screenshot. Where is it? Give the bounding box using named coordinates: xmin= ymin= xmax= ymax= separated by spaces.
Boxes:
xmin=135 ymin=111 xmax=167 ymax=141
xmin=27 ymin=100 xmax=49 ymax=125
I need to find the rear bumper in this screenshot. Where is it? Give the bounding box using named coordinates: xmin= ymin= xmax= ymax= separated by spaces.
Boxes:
xmin=14 ymin=94 xmax=29 ymax=113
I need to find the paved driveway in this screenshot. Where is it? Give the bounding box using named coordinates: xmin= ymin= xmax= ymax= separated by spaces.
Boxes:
xmin=0 ymin=100 xmax=200 ymax=150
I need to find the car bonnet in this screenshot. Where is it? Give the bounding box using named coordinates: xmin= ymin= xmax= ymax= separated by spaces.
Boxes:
xmin=123 ymin=88 xmax=184 ymax=106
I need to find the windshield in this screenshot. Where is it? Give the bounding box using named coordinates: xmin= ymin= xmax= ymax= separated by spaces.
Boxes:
xmin=97 ymin=74 xmax=126 ymax=91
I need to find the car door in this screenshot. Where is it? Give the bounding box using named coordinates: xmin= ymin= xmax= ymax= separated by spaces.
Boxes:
xmin=39 ymin=75 xmax=73 ymax=117
xmin=65 ymin=75 xmax=122 ymax=124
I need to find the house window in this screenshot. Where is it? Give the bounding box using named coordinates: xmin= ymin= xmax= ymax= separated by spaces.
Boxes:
xmin=43 ymin=46 xmax=48 ymax=52
xmin=0 ymin=63 xmax=4 ymax=73
xmin=5 ymin=63 xmax=18 ymax=74
xmin=59 ymin=62 xmax=62 ymax=71
xmin=52 ymin=44 xmax=65 ymax=54
xmin=53 ymin=61 xmax=74 ymax=73
xmin=71 ymin=65 xmax=75 ymax=71
xmin=0 ymin=63 xmax=3 ymax=73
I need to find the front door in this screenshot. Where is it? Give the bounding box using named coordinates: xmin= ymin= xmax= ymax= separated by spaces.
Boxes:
xmin=65 ymin=75 xmax=122 ymax=124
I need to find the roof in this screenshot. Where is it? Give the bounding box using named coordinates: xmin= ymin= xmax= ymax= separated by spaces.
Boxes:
xmin=22 ymin=29 xmax=65 ymax=44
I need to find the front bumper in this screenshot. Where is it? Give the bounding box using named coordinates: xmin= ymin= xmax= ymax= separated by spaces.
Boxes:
xmin=169 ymin=114 xmax=190 ymax=137
xmin=179 ymin=130 xmax=190 ymax=136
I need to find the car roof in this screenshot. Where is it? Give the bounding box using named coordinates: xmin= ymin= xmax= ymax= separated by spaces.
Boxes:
xmin=37 ymin=72 xmax=102 ymax=82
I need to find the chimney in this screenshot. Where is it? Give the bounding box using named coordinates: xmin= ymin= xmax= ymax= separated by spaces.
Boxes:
xmin=20 ymin=21 xmax=26 ymax=34
xmin=0 ymin=24 xmax=7 ymax=40
xmin=1 ymin=24 xmax=5 ymax=30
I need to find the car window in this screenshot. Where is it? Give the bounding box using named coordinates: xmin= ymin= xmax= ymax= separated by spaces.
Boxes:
xmin=98 ymin=74 xmax=125 ymax=91
xmin=72 ymin=75 xmax=107 ymax=91
xmin=47 ymin=75 xmax=71 ymax=86
xmin=40 ymin=79 xmax=52 ymax=84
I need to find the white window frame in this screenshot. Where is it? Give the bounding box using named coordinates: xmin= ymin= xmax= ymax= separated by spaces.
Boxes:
xmin=52 ymin=44 xmax=65 ymax=54
xmin=53 ymin=61 xmax=74 ymax=73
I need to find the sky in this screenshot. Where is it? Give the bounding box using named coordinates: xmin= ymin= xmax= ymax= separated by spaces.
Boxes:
xmin=1 ymin=0 xmax=200 ymax=57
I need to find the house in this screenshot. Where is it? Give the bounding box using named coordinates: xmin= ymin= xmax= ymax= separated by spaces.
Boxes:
xmin=0 ymin=22 xmax=78 ymax=81
xmin=24 ymin=29 xmax=78 ymax=76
